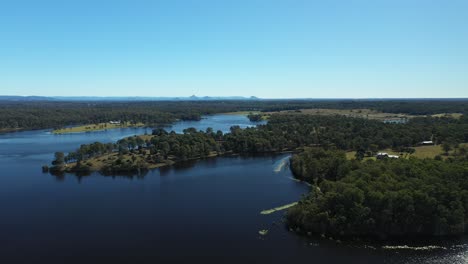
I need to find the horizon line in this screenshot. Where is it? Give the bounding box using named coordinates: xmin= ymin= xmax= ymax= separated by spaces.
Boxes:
xmin=1 ymin=95 xmax=468 ymax=100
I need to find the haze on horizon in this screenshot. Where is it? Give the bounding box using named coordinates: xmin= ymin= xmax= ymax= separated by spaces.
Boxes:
xmin=1 ymin=0 xmax=467 ymax=99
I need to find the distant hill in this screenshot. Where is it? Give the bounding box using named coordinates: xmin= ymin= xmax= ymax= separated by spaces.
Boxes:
xmin=0 ymin=96 xmax=57 ymax=101
xmin=0 ymin=95 xmax=262 ymax=102
xmin=0 ymin=95 xmax=466 ymax=102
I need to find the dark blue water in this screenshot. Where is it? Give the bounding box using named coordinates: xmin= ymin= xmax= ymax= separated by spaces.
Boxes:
xmin=0 ymin=114 xmax=466 ymax=263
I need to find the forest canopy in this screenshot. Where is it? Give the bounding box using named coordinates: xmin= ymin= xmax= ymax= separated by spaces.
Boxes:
xmin=1 ymin=99 xmax=467 ymax=132
xmin=288 ymin=148 xmax=468 ymax=239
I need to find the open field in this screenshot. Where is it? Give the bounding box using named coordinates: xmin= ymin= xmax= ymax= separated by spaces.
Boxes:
xmin=224 ymin=111 xmax=269 ymax=121
xmin=227 ymin=108 xmax=464 ymax=123
xmin=266 ymin=108 xmax=417 ymax=121
xmin=223 ymin=111 xmax=261 ymax=115
xmin=265 ymin=108 xmax=463 ymax=122
xmin=345 ymin=144 xmax=465 ymax=160
xmin=53 ymin=122 xmax=145 ymax=134
xmin=431 ymin=113 xmax=463 ymax=119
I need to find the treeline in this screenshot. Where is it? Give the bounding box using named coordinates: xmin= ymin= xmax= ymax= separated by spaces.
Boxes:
xmin=247 ymin=113 xmax=264 ymax=122
xmin=148 ymin=128 xmax=221 ymax=161
xmin=2 ymin=99 xmax=467 ymax=131
xmin=255 ymin=99 xmax=468 ymax=115
xmin=224 ymin=114 xmax=467 ymax=153
xmin=51 ymin=113 xmax=467 ymax=175
xmin=287 ymin=148 xmax=468 ymax=239
xmin=0 ymin=102 xmax=183 ymax=131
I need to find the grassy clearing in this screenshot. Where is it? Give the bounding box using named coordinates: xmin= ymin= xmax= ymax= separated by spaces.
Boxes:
xmin=381 ymin=145 xmax=446 ymax=159
xmin=431 ymin=113 xmax=463 ymax=119
xmin=65 ymin=149 xmax=220 ymax=173
xmin=53 ymin=122 xmax=145 ymax=134
xmin=223 ymin=111 xmax=270 ymax=120
xmin=268 ymin=108 xmax=416 ymax=121
xmin=346 ymin=145 xmax=453 ymax=160
xmin=67 ymin=151 xmax=152 ymax=169
xmin=135 ymin=134 xmax=154 ymax=142
xmin=223 ymin=111 xmax=261 ymax=115
xmin=261 ymin=202 xmax=298 ymax=215
xmin=66 ymin=150 xmax=171 ymax=172
xmin=270 ymin=108 xmax=463 ymax=122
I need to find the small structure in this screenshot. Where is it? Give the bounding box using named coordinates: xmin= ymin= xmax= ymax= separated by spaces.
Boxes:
xmin=419 ymin=140 xmax=434 ymax=146
xmin=420 ymin=141 xmax=434 ymax=145
xmin=376 ymin=152 xmax=399 ymax=159
xmin=383 ymin=118 xmax=408 ymax=124
xmin=109 ymin=120 xmax=121 ymax=125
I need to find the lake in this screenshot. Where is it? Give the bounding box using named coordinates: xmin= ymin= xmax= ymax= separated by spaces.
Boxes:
xmin=0 ymin=114 xmax=466 ymax=263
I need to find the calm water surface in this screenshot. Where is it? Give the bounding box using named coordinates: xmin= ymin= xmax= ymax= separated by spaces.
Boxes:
xmin=0 ymin=114 xmax=466 ymax=263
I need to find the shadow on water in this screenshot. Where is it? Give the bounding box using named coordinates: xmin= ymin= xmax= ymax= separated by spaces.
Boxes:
xmin=50 ymin=153 xmax=290 ymax=181
xmin=51 ymin=157 xmax=217 ymax=180
xmin=161 ymin=159 xmax=199 ymax=174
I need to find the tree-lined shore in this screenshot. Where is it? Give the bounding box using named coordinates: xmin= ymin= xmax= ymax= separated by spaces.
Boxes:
xmin=43 ymin=105 xmax=468 ymax=241
xmin=288 ymin=148 xmax=468 ymax=239
xmin=48 ymin=112 xmax=467 ymax=176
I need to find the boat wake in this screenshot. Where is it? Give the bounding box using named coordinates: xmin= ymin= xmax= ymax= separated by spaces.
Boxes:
xmin=273 ymin=156 xmax=290 ymax=173
xmin=382 ymin=245 xmax=447 ymax=251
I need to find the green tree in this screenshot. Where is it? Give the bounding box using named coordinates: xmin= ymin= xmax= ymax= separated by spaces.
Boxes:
xmin=442 ymin=142 xmax=452 ymax=155
xmin=52 ymin=152 xmax=65 ymax=166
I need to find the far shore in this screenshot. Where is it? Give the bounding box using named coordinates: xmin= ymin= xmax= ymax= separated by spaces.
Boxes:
xmin=53 ymin=122 xmax=145 ymax=134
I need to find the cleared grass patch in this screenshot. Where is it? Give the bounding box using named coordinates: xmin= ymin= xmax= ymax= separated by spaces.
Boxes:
xmin=223 ymin=111 xmax=261 ymax=115
xmin=268 ymin=108 xmax=416 ymax=121
xmin=431 ymin=113 xmax=463 ymax=119
xmin=53 ymin=122 xmax=145 ymax=134
xmin=346 ymin=145 xmax=451 ymax=160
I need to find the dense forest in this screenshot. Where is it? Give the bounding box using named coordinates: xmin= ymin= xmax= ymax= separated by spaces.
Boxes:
xmin=224 ymin=114 xmax=467 ymax=153
xmin=288 ymin=148 xmax=468 ymax=239
xmin=2 ymin=99 xmax=467 ymax=132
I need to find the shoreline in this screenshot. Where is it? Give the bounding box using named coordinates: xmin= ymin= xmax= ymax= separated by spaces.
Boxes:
xmin=49 ymin=150 xmax=298 ymax=176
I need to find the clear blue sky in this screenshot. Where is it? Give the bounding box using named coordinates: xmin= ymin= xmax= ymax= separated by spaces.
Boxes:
xmin=1 ymin=0 xmax=467 ymax=98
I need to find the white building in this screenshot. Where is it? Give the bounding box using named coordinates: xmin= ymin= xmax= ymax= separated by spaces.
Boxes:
xmin=376 ymin=152 xmax=399 ymax=159
xmin=420 ymin=141 xmax=434 ymax=145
